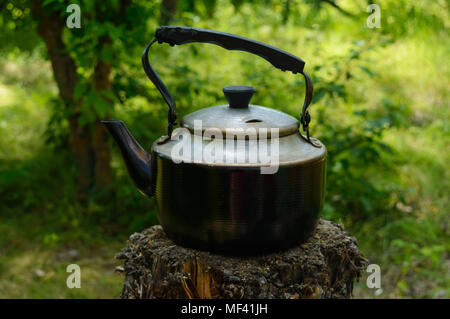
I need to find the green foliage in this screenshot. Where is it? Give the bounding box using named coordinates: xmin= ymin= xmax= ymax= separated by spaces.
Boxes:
xmin=0 ymin=1 xmax=39 ymax=52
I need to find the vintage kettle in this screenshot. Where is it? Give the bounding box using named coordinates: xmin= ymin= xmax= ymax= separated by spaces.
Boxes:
xmin=103 ymin=27 xmax=326 ymax=254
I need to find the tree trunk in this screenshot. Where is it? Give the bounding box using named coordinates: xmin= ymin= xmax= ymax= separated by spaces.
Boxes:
xmin=116 ymin=219 xmax=368 ymax=299
xmin=68 ymin=116 xmax=95 ymax=199
xmin=159 ymin=0 xmax=178 ymax=25
xmin=32 ymin=1 xmax=112 ymax=200
xmin=282 ymin=0 xmax=291 ymax=24
xmin=205 ymin=0 xmax=217 ymax=18
xmin=93 ymin=37 xmax=113 ymax=190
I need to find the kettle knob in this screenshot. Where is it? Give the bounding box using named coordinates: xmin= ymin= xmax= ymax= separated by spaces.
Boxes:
xmin=223 ymin=86 xmax=255 ymax=108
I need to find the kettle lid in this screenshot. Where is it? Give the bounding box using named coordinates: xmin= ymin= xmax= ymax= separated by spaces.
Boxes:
xmin=181 ymin=86 xmax=299 ymax=138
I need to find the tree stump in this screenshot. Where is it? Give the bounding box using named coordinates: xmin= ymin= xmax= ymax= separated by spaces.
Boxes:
xmin=115 ymin=219 xmax=368 ymax=299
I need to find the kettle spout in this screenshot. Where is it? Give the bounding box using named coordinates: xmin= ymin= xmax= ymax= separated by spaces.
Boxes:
xmin=102 ymin=120 xmax=155 ymax=197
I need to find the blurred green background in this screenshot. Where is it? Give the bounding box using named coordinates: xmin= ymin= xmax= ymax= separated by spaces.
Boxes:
xmin=0 ymin=0 xmax=448 ymax=298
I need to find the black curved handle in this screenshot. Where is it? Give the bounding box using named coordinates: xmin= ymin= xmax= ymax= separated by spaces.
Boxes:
xmin=156 ymin=26 xmax=305 ymax=74
xmin=143 ymin=26 xmax=317 ymax=146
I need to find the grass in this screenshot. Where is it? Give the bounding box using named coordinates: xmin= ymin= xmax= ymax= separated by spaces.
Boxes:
xmin=0 ymin=56 xmax=125 ymax=298
xmin=349 ymin=33 xmax=449 ymax=298
xmin=0 ymin=243 xmax=124 ymax=298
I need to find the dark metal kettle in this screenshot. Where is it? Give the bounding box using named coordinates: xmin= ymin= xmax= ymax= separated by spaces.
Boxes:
xmin=103 ymin=27 xmax=326 ymax=254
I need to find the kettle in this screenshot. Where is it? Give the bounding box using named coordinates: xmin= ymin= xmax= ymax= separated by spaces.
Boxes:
xmin=103 ymin=27 xmax=326 ymax=254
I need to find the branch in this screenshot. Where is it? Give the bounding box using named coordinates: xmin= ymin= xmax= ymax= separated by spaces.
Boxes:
xmin=320 ymin=0 xmax=355 ymax=17
xmin=31 ymin=0 xmax=78 ymax=103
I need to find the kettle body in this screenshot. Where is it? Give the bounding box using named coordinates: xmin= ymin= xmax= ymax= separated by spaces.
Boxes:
xmin=103 ymin=27 xmax=326 ymax=254
xmin=152 ymin=131 xmax=326 ymax=254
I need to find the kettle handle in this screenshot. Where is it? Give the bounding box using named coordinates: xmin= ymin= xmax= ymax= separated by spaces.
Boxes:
xmin=143 ymin=26 xmax=317 ymax=146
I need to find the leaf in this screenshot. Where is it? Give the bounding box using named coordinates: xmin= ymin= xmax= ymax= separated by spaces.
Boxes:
xmin=100 ymin=47 xmax=114 ymax=63
xmin=312 ymin=88 xmax=326 ymax=103
xmin=360 ymin=66 xmax=375 ymax=77
xmin=74 ymin=82 xmax=88 ymax=100
xmin=100 ymin=89 xmax=116 ymax=101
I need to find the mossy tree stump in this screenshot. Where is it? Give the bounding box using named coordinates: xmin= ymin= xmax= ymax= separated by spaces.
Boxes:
xmin=116 ymin=219 xmax=367 ymax=299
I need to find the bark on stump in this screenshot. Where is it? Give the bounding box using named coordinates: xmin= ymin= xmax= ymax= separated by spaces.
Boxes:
xmin=116 ymin=219 xmax=368 ymax=299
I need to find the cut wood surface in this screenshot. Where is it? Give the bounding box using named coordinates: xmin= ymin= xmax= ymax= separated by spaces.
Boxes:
xmin=116 ymin=219 xmax=368 ymax=299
